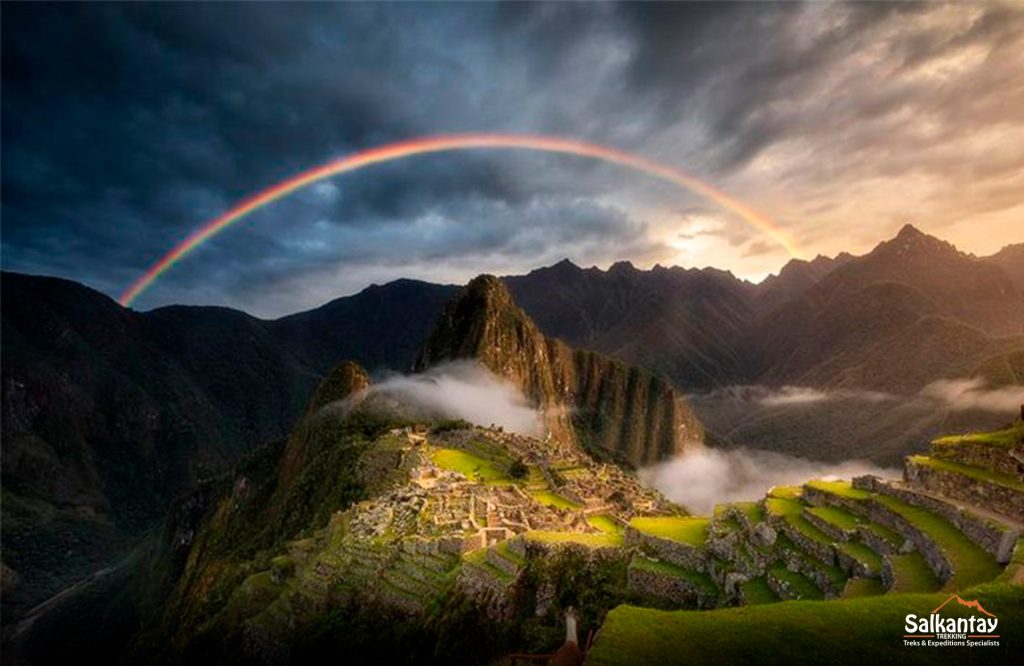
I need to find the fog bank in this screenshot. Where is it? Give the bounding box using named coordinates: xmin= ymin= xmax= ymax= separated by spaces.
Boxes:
xmin=362 ymin=361 xmax=542 ymax=436
xmin=641 ymin=447 xmax=896 ymax=515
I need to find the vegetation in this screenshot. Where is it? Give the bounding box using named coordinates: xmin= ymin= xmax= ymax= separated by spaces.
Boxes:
xmin=530 ymin=490 xmax=581 ymax=510
xmin=508 ymin=458 xmax=528 ymax=480
xmin=629 ymin=555 xmax=717 ymax=595
xmin=589 ymin=581 xmax=1024 ymax=665
xmin=586 ymin=514 xmax=624 ymax=534
xmin=430 ymin=448 xmax=509 ymax=483
xmin=525 ymin=531 xmax=623 ymax=548
xmin=739 ymin=577 xmax=779 ymax=605
xmin=909 ymin=455 xmax=1024 ymax=493
xmin=629 ymin=517 xmax=709 ymax=546
xmin=887 ymin=553 xmax=941 ymax=594
xmin=932 ymin=422 xmax=1024 ymax=448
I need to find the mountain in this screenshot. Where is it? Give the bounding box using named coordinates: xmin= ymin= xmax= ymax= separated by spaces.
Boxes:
xmin=751 ymin=252 xmax=853 ymax=317
xmin=0 ymin=273 xmax=452 ymax=620
xmin=3 ymin=224 xmax=1022 ymax=623
xmin=983 ymin=242 xmax=1024 ymax=294
xmin=504 ymin=260 xmax=755 ymax=389
xmin=415 ymin=275 xmax=703 ymax=466
xmin=752 ymin=224 xmax=1024 ymax=391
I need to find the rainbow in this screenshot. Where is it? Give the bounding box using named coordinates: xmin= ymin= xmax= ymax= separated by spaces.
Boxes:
xmin=119 ymin=133 xmax=803 ymax=307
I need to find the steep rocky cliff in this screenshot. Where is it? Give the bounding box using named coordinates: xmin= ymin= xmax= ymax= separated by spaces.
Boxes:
xmin=415 ymin=275 xmax=703 ymax=466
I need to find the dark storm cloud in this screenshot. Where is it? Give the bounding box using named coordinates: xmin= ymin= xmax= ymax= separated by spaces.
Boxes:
xmin=3 ymin=2 xmax=1022 ymax=314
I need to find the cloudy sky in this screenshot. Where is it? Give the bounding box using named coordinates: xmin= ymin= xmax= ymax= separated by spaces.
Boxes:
xmin=3 ymin=2 xmax=1023 ymax=316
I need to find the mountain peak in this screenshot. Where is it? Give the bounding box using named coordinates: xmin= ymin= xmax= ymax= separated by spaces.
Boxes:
xmin=414 ymin=273 xmax=702 ymax=466
xmin=896 ymin=222 xmax=925 ymax=239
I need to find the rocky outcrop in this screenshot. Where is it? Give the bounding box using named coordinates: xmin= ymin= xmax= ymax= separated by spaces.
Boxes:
xmin=415 ymin=275 xmax=703 ymax=466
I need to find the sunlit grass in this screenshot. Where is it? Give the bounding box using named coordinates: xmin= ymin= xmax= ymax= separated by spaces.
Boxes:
xmin=629 ymin=516 xmax=709 ymax=546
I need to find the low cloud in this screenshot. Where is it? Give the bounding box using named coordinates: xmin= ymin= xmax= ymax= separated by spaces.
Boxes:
xmin=641 ymin=447 xmax=895 ymax=515
xmin=692 ymin=385 xmax=894 ymax=408
xmin=920 ymin=378 xmax=1024 ymax=413
xmin=359 ymin=361 xmax=542 ymax=436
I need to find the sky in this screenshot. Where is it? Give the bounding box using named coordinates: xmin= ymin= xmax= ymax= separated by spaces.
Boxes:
xmin=2 ymin=2 xmax=1023 ymax=317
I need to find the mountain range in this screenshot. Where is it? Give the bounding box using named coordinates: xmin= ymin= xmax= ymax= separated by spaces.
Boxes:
xmin=2 ymin=224 xmax=1021 ymax=623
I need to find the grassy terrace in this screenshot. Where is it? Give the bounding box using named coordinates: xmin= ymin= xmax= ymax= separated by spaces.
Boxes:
xmin=932 ymin=422 xmax=1023 ymax=448
xmin=806 ymin=505 xmax=860 ymax=531
xmin=807 ymin=479 xmax=1003 ymax=590
xmin=525 ymin=530 xmax=623 ymax=548
xmin=887 ymin=552 xmax=941 ymax=593
xmin=629 ymin=517 xmax=710 ymax=546
xmin=430 ymin=448 xmax=509 ymax=483
xmin=842 ymin=577 xmax=884 ymax=598
xmin=629 ymin=555 xmax=717 ymax=595
xmin=462 ymin=547 xmax=515 ymax=582
xmin=768 ymin=565 xmax=823 ymax=600
xmin=734 ymin=501 xmax=764 ymax=526
xmin=874 ymin=493 xmax=1002 ymax=589
xmin=908 ymin=455 xmax=1024 ymax=494
xmin=805 ymin=479 xmax=870 ymax=500
xmin=765 ymin=498 xmax=838 ymax=554
xmin=775 ymin=534 xmax=847 ymax=589
xmin=493 ymin=540 xmax=526 ymax=567
xmin=586 ymin=514 xmax=624 ymax=534
xmin=588 ymin=580 xmax=1024 ymax=665
xmin=836 ymin=540 xmax=883 ymax=573
xmin=739 ymin=577 xmax=778 ymax=605
xmin=529 ymin=490 xmax=580 ymax=510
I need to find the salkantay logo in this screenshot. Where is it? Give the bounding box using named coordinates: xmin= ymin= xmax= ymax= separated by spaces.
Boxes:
xmin=903 ymin=595 xmax=1000 ymax=648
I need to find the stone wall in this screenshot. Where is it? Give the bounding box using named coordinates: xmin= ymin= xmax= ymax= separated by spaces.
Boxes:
xmin=902 ymin=461 xmax=1024 ymax=526
xmin=803 ymin=483 xmax=954 ymax=583
xmin=623 ymin=527 xmax=706 ymax=571
xmin=626 ymin=563 xmax=717 ymax=609
xmin=857 ymin=475 xmax=1019 ymax=563
xmin=931 ymin=442 xmax=1024 ymax=478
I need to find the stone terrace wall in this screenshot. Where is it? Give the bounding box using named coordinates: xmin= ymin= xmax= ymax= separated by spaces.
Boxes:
xmin=624 ymin=527 xmax=706 ymax=571
xmin=626 ymin=564 xmax=717 ymax=609
xmin=803 ymin=484 xmax=954 ymax=583
xmin=856 ymin=475 xmax=1019 ymax=563
xmin=931 ymin=442 xmax=1024 ymax=479
xmin=902 ymin=461 xmax=1024 ymax=525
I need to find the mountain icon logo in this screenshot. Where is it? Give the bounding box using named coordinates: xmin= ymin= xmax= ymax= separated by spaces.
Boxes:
xmin=930 ymin=595 xmax=996 ymax=618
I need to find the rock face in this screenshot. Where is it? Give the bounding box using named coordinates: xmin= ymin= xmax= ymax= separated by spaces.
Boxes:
xmin=415 ymin=275 xmax=703 ymax=466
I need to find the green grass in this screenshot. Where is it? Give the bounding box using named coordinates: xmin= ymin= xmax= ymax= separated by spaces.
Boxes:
xmin=629 ymin=555 xmax=717 ymax=594
xmin=493 ymin=540 xmax=526 ymax=567
xmin=525 ymin=530 xmax=623 ymax=548
xmin=887 ymin=553 xmax=942 ymax=594
xmin=768 ymin=485 xmax=803 ymax=500
xmin=587 ymin=514 xmax=624 ymax=534
xmin=462 ymin=548 xmax=515 ymax=582
xmin=765 ymin=498 xmax=834 ymax=549
xmin=587 ymin=580 xmax=1024 ymax=665
xmin=775 ymin=534 xmax=847 ymax=589
xmin=530 ymin=490 xmax=580 ymax=510
xmin=806 ymin=506 xmax=860 ymax=531
xmin=933 ymin=422 xmax=1023 ymax=448
xmin=807 ymin=479 xmax=1003 ymax=590
xmin=735 ymin=501 xmax=764 ymax=526
xmin=836 ymin=541 xmax=883 ymax=573
xmin=872 ymin=494 xmax=1003 ymax=590
xmin=629 ymin=517 xmax=710 ymax=547
xmin=430 ymin=448 xmax=508 ymax=483
xmin=842 ymin=577 xmax=885 ymax=598
xmin=863 ymin=522 xmax=902 ymax=548
xmin=769 ymin=565 xmax=824 ymax=600
xmin=739 ymin=577 xmax=779 ymax=605
xmin=908 ymin=455 xmax=1024 ymax=493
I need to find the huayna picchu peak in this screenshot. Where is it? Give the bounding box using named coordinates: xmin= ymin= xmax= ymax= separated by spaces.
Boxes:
xmin=416 ymin=274 xmax=703 ymax=467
